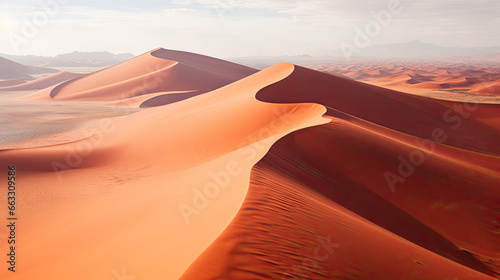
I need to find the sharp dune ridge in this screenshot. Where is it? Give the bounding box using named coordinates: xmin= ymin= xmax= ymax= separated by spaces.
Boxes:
xmin=0 ymin=48 xmax=498 ymax=280
xmin=303 ymin=62 xmax=500 ymax=104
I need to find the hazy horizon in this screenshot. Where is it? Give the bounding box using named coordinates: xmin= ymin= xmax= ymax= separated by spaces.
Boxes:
xmin=0 ymin=0 xmax=499 ymax=58
xmin=2 ymin=39 xmax=500 ymax=59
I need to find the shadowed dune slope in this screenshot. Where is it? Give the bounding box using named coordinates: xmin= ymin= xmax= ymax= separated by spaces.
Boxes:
xmin=1 ymin=51 xmax=498 ymax=280
xmin=307 ymin=62 xmax=500 ymax=97
xmin=182 ymin=64 xmax=500 ymax=279
xmin=0 ymin=62 xmax=328 ymax=280
xmin=256 ymin=65 xmax=500 ymax=156
xmin=27 ymin=48 xmax=257 ymax=104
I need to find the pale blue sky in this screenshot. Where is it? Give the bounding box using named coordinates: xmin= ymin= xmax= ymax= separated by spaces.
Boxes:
xmin=0 ymin=0 xmax=499 ymax=57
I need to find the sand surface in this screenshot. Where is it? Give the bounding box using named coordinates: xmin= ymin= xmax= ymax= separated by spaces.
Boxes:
xmin=0 ymin=49 xmax=498 ymax=280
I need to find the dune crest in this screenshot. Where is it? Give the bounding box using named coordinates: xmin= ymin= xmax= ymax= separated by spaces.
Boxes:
xmin=1 ymin=49 xmax=498 ymax=280
xmin=0 ymin=59 xmax=328 ymax=280
xmin=182 ymin=63 xmax=500 ymax=279
xmin=27 ymin=48 xmax=257 ymax=104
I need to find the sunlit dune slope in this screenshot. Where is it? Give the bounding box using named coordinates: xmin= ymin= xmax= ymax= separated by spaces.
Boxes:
xmin=257 ymin=65 xmax=500 ymax=156
xmin=27 ymin=48 xmax=257 ymax=103
xmin=182 ymin=64 xmax=500 ymax=279
xmin=0 ymin=50 xmax=498 ymax=280
xmin=0 ymin=61 xmax=327 ymax=280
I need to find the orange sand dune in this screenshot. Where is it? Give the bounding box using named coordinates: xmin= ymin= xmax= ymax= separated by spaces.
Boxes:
xmin=306 ymin=61 xmax=500 ymax=98
xmin=0 ymin=59 xmax=327 ymax=280
xmin=472 ymin=82 xmax=500 ymax=95
xmin=0 ymin=50 xmax=499 ymax=280
xmin=183 ymin=129 xmax=498 ymax=279
xmin=406 ymin=73 xmax=437 ymax=84
xmin=105 ymin=90 xmax=197 ymax=108
xmin=406 ymin=81 xmax=444 ymax=89
xmin=183 ymin=64 xmax=500 ymax=279
xmin=258 ymin=65 xmax=500 ymax=155
xmin=27 ymin=48 xmax=257 ymax=104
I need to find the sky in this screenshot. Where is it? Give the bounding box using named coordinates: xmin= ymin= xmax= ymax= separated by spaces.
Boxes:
xmin=0 ymin=0 xmax=499 ymax=58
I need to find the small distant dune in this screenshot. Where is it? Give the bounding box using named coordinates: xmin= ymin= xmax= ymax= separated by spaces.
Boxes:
xmin=0 ymin=72 xmax=84 ymax=91
xmin=0 ymin=56 xmax=58 ymax=80
xmin=305 ymin=61 xmax=500 ymax=100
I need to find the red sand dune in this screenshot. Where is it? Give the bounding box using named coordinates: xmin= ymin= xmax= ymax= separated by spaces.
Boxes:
xmin=182 ymin=64 xmax=500 ymax=279
xmin=258 ymin=65 xmax=500 ymax=155
xmin=306 ymin=61 xmax=500 ymax=97
xmin=0 ymin=50 xmax=499 ymax=280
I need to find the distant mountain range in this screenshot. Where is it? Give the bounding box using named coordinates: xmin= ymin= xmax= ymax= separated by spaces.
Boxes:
xmin=0 ymin=51 xmax=135 ymax=68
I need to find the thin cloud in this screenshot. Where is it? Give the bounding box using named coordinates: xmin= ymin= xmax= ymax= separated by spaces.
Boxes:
xmin=0 ymin=0 xmax=498 ymax=57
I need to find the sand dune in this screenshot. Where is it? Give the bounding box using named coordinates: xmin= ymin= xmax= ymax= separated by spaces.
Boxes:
xmin=0 ymin=79 xmax=26 ymax=87
xmin=0 ymin=54 xmax=327 ymax=280
xmin=305 ymin=61 xmax=500 ymax=99
xmin=472 ymin=82 xmax=500 ymax=95
xmin=0 ymin=56 xmax=58 ymax=80
xmin=0 ymin=72 xmax=84 ymax=91
xmin=258 ymin=65 xmax=500 ymax=155
xmin=182 ymin=63 xmax=500 ymax=279
xmin=28 ymin=48 xmax=257 ymax=104
xmin=183 ymin=131 xmax=498 ymax=278
xmin=0 ymin=49 xmax=498 ymax=280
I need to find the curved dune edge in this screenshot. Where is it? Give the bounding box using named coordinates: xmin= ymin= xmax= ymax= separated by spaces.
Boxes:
xmin=0 ymin=63 xmax=330 ymax=280
xmin=256 ymin=65 xmax=500 ymax=156
xmin=1 ymin=49 xmax=498 ymax=280
xmin=24 ymin=48 xmax=258 ymax=103
xmin=309 ymin=63 xmax=500 ymax=103
xmin=181 ymin=65 xmax=500 ymax=279
xmin=104 ymin=90 xmax=197 ymax=108
xmin=182 ymin=149 xmax=499 ymax=279
xmin=370 ymin=85 xmax=500 ymax=104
